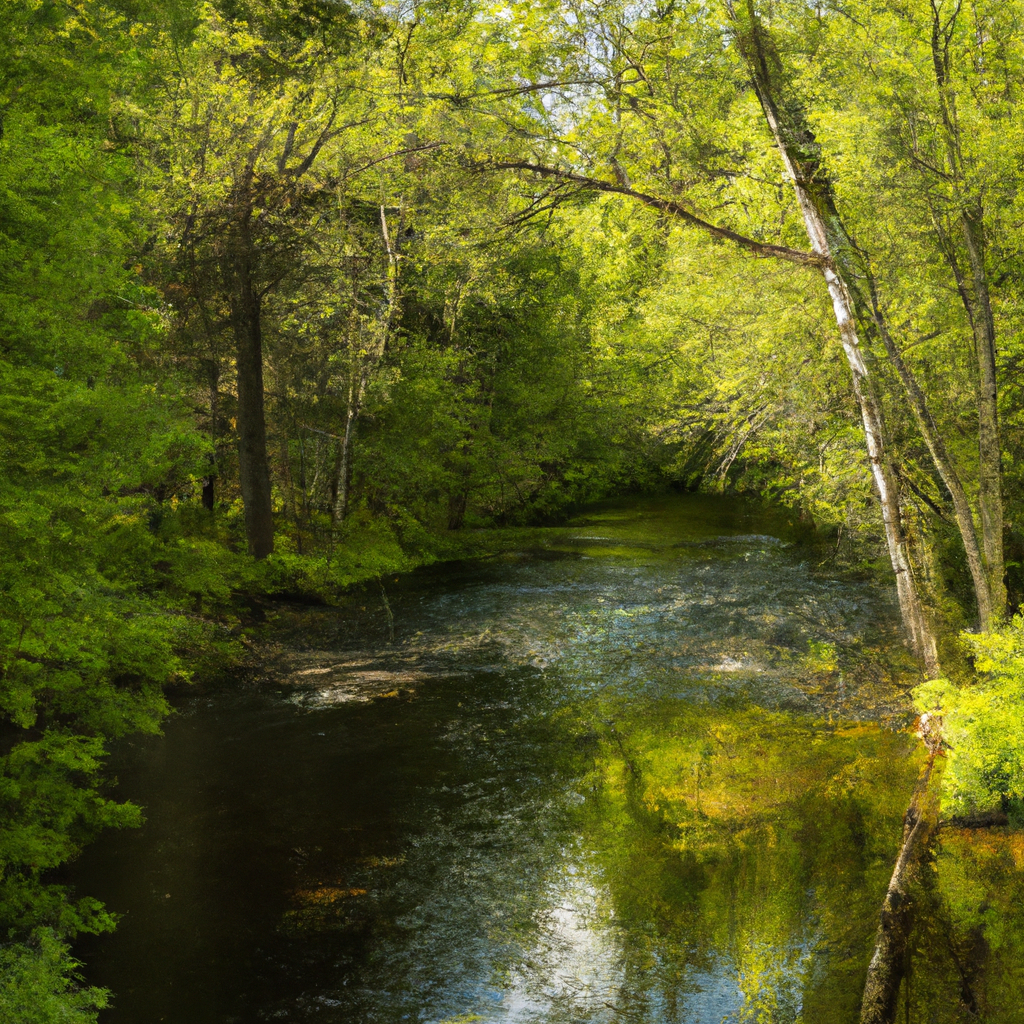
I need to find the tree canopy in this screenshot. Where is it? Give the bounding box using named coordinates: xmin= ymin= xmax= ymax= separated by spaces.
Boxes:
xmin=3 ymin=0 xmax=1024 ymax=1019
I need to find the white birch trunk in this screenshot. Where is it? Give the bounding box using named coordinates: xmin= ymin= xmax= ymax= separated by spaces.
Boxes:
xmin=753 ymin=61 xmax=940 ymax=676
xmin=331 ymin=206 xmax=400 ymax=524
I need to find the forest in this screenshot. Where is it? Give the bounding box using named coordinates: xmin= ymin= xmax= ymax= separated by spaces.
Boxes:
xmin=2 ymin=0 xmax=1024 ymax=1021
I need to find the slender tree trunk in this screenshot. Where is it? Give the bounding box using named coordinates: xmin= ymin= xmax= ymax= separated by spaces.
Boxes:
xmin=229 ymin=231 xmax=275 ymax=559
xmin=716 ymin=408 xmax=767 ymax=490
xmin=821 ymin=265 xmax=938 ymax=674
xmin=961 ymin=207 xmax=1005 ymax=617
xmin=280 ymin=433 xmax=297 ymax=528
xmin=927 ymin=4 xmax=1005 ymax=619
xmin=867 ymin=285 xmax=993 ymax=628
xmin=728 ymin=0 xmax=939 ymax=674
xmin=447 ymin=486 xmax=469 ymax=530
xmin=332 ymin=380 xmax=361 ymax=523
xmin=331 ymin=206 xmax=401 ymax=524
xmin=203 ymin=357 xmax=220 ymax=513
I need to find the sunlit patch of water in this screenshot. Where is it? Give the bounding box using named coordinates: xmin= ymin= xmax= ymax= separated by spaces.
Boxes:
xmin=269 ymin=535 xmax=910 ymax=722
xmin=487 ymin=862 xmax=624 ymax=1023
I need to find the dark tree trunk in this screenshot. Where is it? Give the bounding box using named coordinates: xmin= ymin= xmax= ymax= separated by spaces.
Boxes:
xmin=205 ymin=357 xmax=221 ymax=514
xmin=447 ymin=488 xmax=468 ymax=530
xmin=961 ymin=206 xmax=1005 ymax=617
xmin=860 ymin=751 xmax=942 ymax=1024
xmin=229 ymin=234 xmax=275 ymax=559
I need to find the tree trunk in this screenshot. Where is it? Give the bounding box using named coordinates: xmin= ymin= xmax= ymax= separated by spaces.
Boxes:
xmin=280 ymin=433 xmax=297 ymax=527
xmin=447 ymin=487 xmax=468 ymax=530
xmin=204 ymin=357 xmax=220 ymax=514
xmin=860 ymin=750 xmax=942 ymax=1024
xmin=332 ymin=381 xmax=360 ymax=524
xmin=331 ymin=206 xmax=401 ymax=524
xmin=229 ymin=235 xmax=275 ymax=559
xmin=822 ymin=267 xmax=938 ymax=675
xmin=867 ymin=284 xmax=993 ymax=629
xmin=961 ymin=206 xmax=1005 ymax=618
xmin=927 ymin=4 xmax=1005 ymax=620
xmin=729 ymin=0 xmax=939 ymax=674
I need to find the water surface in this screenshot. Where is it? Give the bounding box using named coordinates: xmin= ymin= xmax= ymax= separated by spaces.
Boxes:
xmin=73 ymin=495 xmax=1024 ymax=1023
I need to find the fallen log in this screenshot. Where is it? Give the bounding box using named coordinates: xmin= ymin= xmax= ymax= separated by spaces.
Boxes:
xmin=945 ymin=809 xmax=1008 ymax=829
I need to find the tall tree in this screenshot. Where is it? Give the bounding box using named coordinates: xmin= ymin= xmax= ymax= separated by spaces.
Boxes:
xmin=925 ymin=0 xmax=1006 ymax=619
xmin=805 ymin=0 xmax=1016 ymax=629
xmin=147 ymin=10 xmax=377 ymax=556
xmin=471 ymin=0 xmax=943 ymax=669
xmin=723 ymin=0 xmax=939 ymax=671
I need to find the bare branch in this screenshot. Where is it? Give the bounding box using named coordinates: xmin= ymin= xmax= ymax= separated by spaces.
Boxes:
xmin=484 ymin=160 xmax=825 ymax=268
xmin=342 ymin=141 xmax=444 ymax=181
xmin=426 ymin=78 xmax=602 ymax=104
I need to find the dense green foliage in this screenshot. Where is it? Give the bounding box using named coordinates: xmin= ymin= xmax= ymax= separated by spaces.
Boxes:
xmin=0 ymin=931 xmax=108 ymax=1023
xmin=3 ymin=0 xmax=1024 ymax=1017
xmin=0 ymin=1 xmax=206 ymax=1009
xmin=916 ymin=617 xmax=1024 ymax=817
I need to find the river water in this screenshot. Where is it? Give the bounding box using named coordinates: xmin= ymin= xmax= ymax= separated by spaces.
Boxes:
xmin=73 ymin=495 xmax=1024 ymax=1023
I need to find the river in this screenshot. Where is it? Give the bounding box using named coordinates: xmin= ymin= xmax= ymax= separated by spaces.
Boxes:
xmin=72 ymin=495 xmax=1024 ymax=1023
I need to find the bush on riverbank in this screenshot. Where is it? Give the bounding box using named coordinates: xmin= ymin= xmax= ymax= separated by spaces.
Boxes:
xmin=915 ymin=617 xmax=1024 ymax=821
xmin=0 ymin=931 xmax=108 ymax=1024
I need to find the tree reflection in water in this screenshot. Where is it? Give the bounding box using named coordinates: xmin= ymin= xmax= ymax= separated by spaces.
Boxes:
xmin=72 ymin=497 xmax=1024 ymax=1023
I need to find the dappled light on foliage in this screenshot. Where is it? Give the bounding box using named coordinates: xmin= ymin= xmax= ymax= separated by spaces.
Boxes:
xmin=4 ymin=0 xmax=1024 ymax=1019
xmin=915 ymin=616 xmax=1024 ymax=817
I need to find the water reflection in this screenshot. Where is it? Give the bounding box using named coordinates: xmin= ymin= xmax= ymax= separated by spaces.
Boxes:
xmin=71 ymin=496 xmax=1022 ymax=1023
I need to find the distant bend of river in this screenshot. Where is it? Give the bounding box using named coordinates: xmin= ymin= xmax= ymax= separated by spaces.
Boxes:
xmin=73 ymin=494 xmax=1024 ymax=1024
